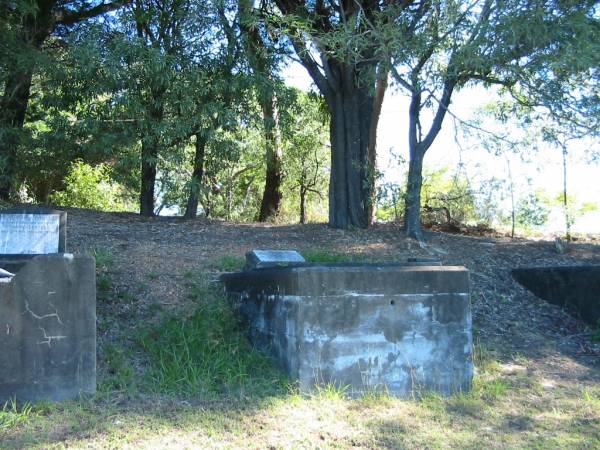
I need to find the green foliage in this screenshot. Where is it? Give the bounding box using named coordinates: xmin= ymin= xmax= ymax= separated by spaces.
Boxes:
xmin=280 ymin=91 xmax=330 ymax=223
xmin=140 ymin=273 xmax=284 ymax=396
xmin=376 ymin=182 xmax=406 ymax=224
xmin=421 ymin=167 xmax=480 ymax=227
xmin=50 ymin=161 xmax=132 ymax=211
xmin=516 ymin=191 xmax=551 ymax=228
xmin=377 ymin=166 xmax=485 ymax=228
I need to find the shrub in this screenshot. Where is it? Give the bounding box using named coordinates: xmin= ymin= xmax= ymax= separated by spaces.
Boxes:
xmin=50 ymin=161 xmax=131 ymax=211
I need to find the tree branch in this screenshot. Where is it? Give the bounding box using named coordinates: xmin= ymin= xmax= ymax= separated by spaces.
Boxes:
xmin=55 ymin=1 xmax=131 ymax=27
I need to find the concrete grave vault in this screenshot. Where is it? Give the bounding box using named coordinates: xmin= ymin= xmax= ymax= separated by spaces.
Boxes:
xmin=222 ymin=251 xmax=473 ymax=397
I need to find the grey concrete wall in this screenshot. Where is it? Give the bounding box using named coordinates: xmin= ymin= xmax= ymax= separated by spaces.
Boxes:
xmin=513 ymin=265 xmax=600 ymax=324
xmin=222 ymin=264 xmax=473 ymax=397
xmin=0 ymin=255 xmax=96 ymax=402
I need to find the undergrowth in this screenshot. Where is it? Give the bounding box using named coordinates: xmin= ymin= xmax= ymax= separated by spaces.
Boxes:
xmin=139 ymin=273 xmax=286 ymax=397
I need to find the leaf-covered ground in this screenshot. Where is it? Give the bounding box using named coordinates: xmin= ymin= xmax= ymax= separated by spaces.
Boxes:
xmin=2 ymin=208 xmax=599 ymax=449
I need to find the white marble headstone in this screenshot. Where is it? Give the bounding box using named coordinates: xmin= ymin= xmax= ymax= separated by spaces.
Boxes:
xmin=0 ymin=213 xmax=61 ymax=254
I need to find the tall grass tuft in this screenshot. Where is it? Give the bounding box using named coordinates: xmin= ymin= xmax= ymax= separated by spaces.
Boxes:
xmin=140 ymin=273 xmax=284 ymax=397
xmin=0 ymin=398 xmax=35 ymax=431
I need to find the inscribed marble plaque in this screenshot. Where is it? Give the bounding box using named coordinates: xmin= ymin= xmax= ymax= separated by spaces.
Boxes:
xmin=0 ymin=214 xmax=60 ymax=254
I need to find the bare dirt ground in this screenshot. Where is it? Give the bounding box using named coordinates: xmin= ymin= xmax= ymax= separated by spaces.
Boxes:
xmin=66 ymin=208 xmax=600 ymax=381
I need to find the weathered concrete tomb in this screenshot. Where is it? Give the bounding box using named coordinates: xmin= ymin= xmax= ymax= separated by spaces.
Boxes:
xmin=222 ymin=251 xmax=473 ymax=397
xmin=513 ymin=265 xmax=600 ymax=325
xmin=0 ymin=207 xmax=96 ymax=402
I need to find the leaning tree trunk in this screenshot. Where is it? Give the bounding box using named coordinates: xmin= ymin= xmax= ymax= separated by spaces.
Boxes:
xmin=326 ymin=70 xmax=377 ymax=229
xmin=184 ymin=132 xmax=207 ymax=219
xmin=257 ymin=96 xmax=283 ymax=221
xmin=404 ymin=149 xmax=425 ymax=239
xmin=403 ymin=81 xmax=455 ymax=239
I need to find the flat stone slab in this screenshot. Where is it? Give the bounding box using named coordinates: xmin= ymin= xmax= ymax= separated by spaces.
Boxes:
xmin=0 ymin=207 xmax=67 ymax=255
xmin=222 ymin=264 xmax=473 ymax=397
xmin=245 ymin=249 xmax=305 ymax=270
xmin=0 ymin=254 xmax=96 ymax=402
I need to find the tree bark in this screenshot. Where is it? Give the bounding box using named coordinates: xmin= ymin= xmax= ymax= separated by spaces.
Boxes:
xmin=404 ymin=151 xmax=425 ymax=239
xmin=299 ymin=187 xmax=306 ymax=224
xmin=562 ymin=145 xmax=571 ymax=241
xmin=257 ymin=97 xmax=283 ymax=221
xmin=403 ymin=81 xmax=455 ymax=239
xmin=139 ymin=140 xmax=158 ymax=216
xmin=325 ymin=66 xmax=378 ymax=229
xmin=184 ymin=132 xmax=207 ymax=219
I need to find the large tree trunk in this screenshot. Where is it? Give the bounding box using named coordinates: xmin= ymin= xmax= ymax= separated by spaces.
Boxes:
xmin=184 ymin=132 xmax=207 ymax=219
xmin=257 ymin=96 xmax=283 ymax=221
xmin=326 ymin=69 xmax=377 ymax=229
xmin=139 ymin=140 xmax=158 ymax=216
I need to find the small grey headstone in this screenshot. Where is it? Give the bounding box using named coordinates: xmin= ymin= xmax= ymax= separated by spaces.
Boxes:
xmin=0 ymin=207 xmax=66 ymax=255
xmin=245 ymin=250 xmax=305 ymax=270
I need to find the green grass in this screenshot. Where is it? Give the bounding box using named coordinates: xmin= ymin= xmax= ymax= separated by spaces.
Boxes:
xmin=209 ymin=255 xmax=245 ymax=271
xmin=100 ymin=344 xmax=137 ymax=393
xmin=302 ymin=248 xmax=360 ymax=263
xmin=97 ymin=274 xmax=112 ymax=293
xmin=139 ymin=273 xmax=286 ymax=397
xmin=0 ymin=399 xmax=35 ymax=432
xmin=94 ymin=247 xmax=115 ymax=300
xmin=2 ymin=352 xmax=599 ymax=449
xmin=92 ymin=247 xmax=115 ymax=271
